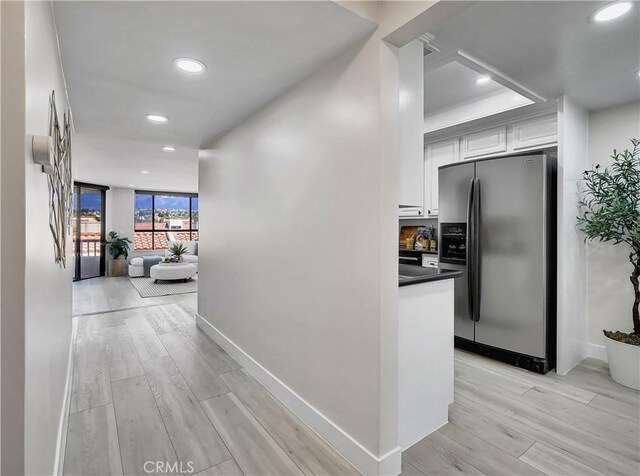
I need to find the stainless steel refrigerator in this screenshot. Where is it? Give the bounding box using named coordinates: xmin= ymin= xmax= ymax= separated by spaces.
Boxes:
xmin=438 ymin=152 xmax=556 ymax=374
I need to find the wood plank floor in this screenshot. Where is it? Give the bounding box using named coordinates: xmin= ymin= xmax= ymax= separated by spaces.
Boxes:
xmin=405 ymin=351 xmax=640 ymax=476
xmin=73 ymin=276 xmax=197 ymax=316
xmin=67 ymin=278 xmax=640 ymax=476
xmin=66 ymin=279 xmax=356 ymax=476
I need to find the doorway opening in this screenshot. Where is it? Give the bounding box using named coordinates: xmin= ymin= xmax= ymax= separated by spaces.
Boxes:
xmin=73 ymin=182 xmax=108 ymax=281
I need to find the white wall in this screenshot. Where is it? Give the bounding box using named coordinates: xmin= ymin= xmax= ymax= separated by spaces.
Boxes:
xmin=1 ymin=1 xmax=74 ymax=474
xmin=196 ymin=4 xmax=458 ymax=473
xmin=106 ymin=187 xmax=135 ymax=242
xmin=398 ymin=40 xmax=424 ymax=207
xmin=198 ymin=34 xmax=398 ymax=473
xmin=556 ymin=95 xmax=589 ymax=375
xmin=1 ymin=2 xmax=27 ymax=474
xmin=586 ymin=100 xmax=640 ymax=361
xmin=196 ymin=4 xmax=424 ymax=472
xmin=24 ymin=2 xmax=74 ymax=474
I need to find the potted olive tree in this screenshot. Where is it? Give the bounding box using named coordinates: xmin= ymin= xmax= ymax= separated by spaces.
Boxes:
xmin=106 ymin=231 xmax=132 ymax=277
xmin=578 ymin=138 xmax=639 ymax=389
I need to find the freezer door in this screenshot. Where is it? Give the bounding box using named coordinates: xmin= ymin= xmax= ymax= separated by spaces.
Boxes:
xmin=474 ymin=155 xmax=547 ymax=357
xmin=439 ymin=161 xmax=475 ymax=341
xmin=438 ymin=162 xmax=475 ymax=224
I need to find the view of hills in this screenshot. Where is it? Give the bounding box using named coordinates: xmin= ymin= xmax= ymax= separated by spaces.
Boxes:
xmin=135 ymin=194 xmax=198 ymax=210
xmin=78 ymin=193 xmax=198 ymax=211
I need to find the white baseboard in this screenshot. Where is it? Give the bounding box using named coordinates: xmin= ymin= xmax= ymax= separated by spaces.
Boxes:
xmin=53 ymin=320 xmax=76 ymax=476
xmin=196 ymin=313 xmax=401 ymax=476
xmin=587 ymin=343 xmax=608 ymax=362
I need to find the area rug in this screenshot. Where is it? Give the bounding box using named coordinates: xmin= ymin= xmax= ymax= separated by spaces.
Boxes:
xmin=129 ymin=276 xmax=198 ymax=298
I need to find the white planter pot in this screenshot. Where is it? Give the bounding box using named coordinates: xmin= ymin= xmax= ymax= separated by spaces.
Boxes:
xmin=603 ymin=334 xmax=640 ymax=390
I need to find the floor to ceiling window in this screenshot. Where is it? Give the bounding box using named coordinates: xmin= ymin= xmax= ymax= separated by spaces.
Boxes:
xmin=134 ymin=191 xmax=199 ymax=250
xmin=73 ymin=182 xmax=108 ymax=281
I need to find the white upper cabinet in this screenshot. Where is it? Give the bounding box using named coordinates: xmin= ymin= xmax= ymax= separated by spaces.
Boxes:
xmin=423 ymin=113 xmax=558 ymax=216
xmin=398 ymin=40 xmax=425 ymax=208
xmin=512 ymin=114 xmax=557 ymax=150
xmin=461 ymin=126 xmax=507 ymax=159
xmin=425 ymin=138 xmax=460 ymax=215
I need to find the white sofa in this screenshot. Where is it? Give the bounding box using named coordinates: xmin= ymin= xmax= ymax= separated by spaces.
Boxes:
xmin=129 ymin=258 xmax=145 ymax=277
xmin=128 ymin=240 xmax=198 ymax=277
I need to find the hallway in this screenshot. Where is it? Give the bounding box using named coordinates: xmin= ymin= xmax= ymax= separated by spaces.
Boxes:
xmin=66 ymin=280 xmax=639 ymax=476
xmin=65 ymin=299 xmax=358 ymax=475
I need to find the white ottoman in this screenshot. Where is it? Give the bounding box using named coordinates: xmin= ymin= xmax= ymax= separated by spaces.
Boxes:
xmin=150 ymin=263 xmax=197 ymax=283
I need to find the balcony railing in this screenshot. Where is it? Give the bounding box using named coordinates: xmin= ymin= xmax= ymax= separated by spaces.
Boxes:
xmin=76 ymin=239 xmax=102 ymax=257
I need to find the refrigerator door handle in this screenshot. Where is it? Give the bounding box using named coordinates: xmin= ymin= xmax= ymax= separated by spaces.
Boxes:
xmin=474 ymin=177 xmax=482 ymax=322
xmin=466 ymin=178 xmax=475 ymax=321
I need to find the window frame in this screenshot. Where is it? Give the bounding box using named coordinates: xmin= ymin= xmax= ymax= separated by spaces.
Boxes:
xmin=134 ymin=190 xmax=199 ymax=250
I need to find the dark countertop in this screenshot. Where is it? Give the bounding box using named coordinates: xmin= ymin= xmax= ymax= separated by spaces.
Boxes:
xmin=399 ymin=264 xmax=462 ymax=287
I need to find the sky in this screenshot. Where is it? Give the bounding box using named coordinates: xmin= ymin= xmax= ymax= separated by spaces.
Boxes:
xmin=79 ymin=193 xmax=198 ymax=211
xmin=79 ymin=193 xmax=101 ymax=210
xmin=135 ymin=194 xmax=198 ymax=210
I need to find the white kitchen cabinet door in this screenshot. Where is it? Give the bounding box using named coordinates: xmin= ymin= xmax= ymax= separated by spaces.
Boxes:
xmin=425 ymin=138 xmax=460 ymax=215
xmin=512 ymin=114 xmax=557 ymax=150
xmin=398 ymin=40 xmax=425 ymax=208
xmin=461 ymin=126 xmax=507 ymax=159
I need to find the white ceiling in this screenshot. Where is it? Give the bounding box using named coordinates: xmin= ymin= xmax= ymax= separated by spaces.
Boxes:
xmin=424 ymin=61 xmax=506 ymax=114
xmin=73 ymin=134 xmax=199 ymax=192
xmin=54 ymin=1 xmax=375 ymax=189
xmin=425 ymin=1 xmax=640 ymax=111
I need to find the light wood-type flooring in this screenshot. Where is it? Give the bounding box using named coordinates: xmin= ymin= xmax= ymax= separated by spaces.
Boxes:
xmin=402 ymin=351 xmax=640 ymax=476
xmin=73 ymin=276 xmax=198 ymax=317
xmin=67 ymin=278 xmax=639 ymax=475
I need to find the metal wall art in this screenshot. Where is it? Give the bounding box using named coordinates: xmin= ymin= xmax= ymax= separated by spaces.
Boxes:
xmin=46 ymin=91 xmax=73 ymax=267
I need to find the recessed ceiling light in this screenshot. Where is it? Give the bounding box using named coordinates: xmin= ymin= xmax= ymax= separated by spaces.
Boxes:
xmin=146 ymin=114 xmax=168 ymax=123
xmin=161 ymin=146 xmax=176 ymax=151
xmin=141 ymin=170 xmax=150 ymax=174
xmin=591 ymin=2 xmax=632 ymax=22
xmin=476 ymin=76 xmax=491 ymax=84
xmin=128 ymin=183 xmax=135 ymax=187
xmin=174 ymin=58 xmax=206 ymax=73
